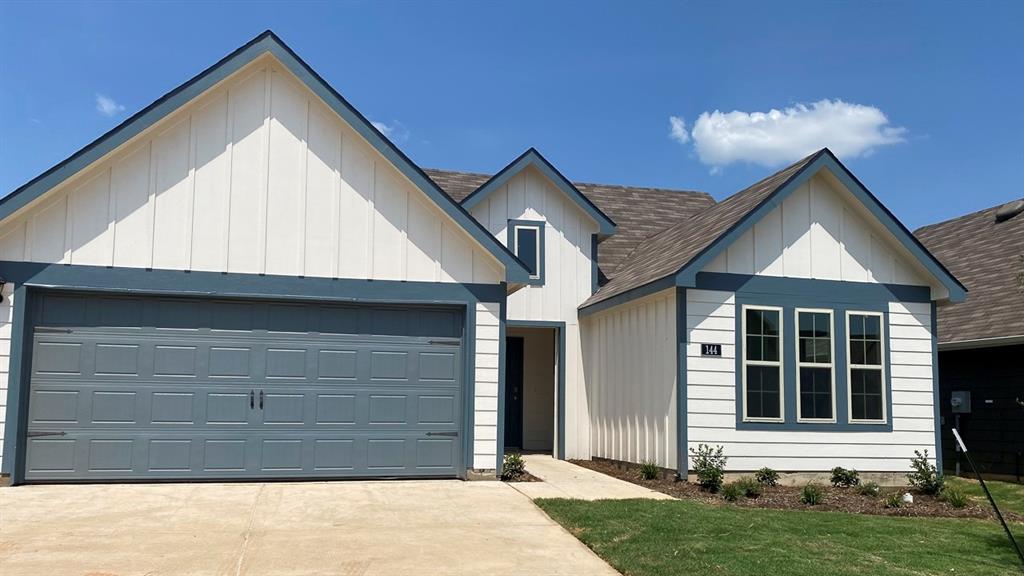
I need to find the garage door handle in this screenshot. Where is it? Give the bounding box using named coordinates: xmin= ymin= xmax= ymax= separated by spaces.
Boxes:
xmin=27 ymin=431 xmax=66 ymax=437
xmin=35 ymin=327 xmax=72 ymax=334
xmin=259 ymin=390 xmax=264 ymax=409
xmin=250 ymin=390 xmax=255 ymax=409
xmin=427 ymin=339 xmax=460 ymax=346
xmin=426 ymin=431 xmax=458 ymax=437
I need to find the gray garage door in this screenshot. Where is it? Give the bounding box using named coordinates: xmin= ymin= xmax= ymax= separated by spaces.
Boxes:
xmin=23 ymin=292 xmax=465 ymax=482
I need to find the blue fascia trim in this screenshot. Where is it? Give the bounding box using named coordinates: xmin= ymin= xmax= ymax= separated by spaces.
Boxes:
xmin=463 ymin=304 xmax=477 ymax=478
xmin=505 ymin=319 xmax=567 ymax=459
xmin=0 ymin=261 xmax=507 ymax=304
xmin=675 ymin=288 xmax=688 ymax=478
xmin=676 ymin=151 xmax=965 ymax=302
xmin=461 ymin=148 xmax=617 ymax=236
xmin=0 ymin=30 xmax=532 ymax=285
xmin=578 ymin=276 xmax=676 ymax=317
xmin=507 ymin=219 xmax=546 ymax=286
xmin=590 ymin=234 xmax=600 ymax=295
xmin=694 ymin=272 xmax=932 ymax=304
xmin=495 ymin=300 xmax=508 ymax=473
xmin=931 ymin=301 xmax=944 ymax=474
xmin=730 ymin=291 xmax=894 ymax=433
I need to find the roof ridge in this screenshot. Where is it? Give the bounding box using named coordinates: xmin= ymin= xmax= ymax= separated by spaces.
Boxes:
xmin=916 ymin=196 xmax=1024 ymax=234
xmin=424 ymin=166 xmax=712 ymax=197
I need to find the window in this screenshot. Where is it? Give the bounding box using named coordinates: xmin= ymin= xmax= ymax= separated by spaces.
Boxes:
xmin=742 ymin=306 xmax=783 ymax=421
xmin=510 ymin=221 xmax=544 ymax=282
xmin=848 ymin=312 xmax=886 ymax=423
xmin=796 ymin=309 xmax=835 ymax=422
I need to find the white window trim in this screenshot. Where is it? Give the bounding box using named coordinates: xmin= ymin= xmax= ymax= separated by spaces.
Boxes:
xmin=846 ymin=310 xmax=888 ymax=424
xmin=795 ymin=308 xmax=837 ymax=423
xmin=512 ymin=223 xmax=542 ymax=280
xmin=741 ymin=304 xmax=785 ymax=423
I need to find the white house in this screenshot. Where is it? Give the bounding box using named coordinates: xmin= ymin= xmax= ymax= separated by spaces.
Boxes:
xmin=0 ymin=31 xmax=964 ymax=484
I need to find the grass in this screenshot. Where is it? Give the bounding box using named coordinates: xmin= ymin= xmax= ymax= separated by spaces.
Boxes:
xmin=536 ymin=498 xmax=1024 ymax=576
xmin=947 ymin=476 xmax=1024 ymax=517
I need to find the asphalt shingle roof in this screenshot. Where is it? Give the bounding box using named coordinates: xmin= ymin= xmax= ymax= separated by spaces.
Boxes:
xmin=915 ymin=199 xmax=1024 ymax=344
xmin=579 ymin=149 xmax=823 ymax=308
xmin=423 ymin=168 xmax=715 ymax=282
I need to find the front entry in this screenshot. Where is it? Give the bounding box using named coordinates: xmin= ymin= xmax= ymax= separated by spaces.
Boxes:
xmin=503 ymin=327 xmax=555 ymax=453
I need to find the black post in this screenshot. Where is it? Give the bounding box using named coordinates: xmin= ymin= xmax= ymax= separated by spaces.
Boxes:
xmin=953 ymin=428 xmax=1024 ymax=567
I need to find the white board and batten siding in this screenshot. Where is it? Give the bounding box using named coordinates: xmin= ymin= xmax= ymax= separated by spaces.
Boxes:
xmin=582 ymin=289 xmax=678 ymax=470
xmin=703 ymin=173 xmax=933 ymax=291
xmin=469 ymin=167 xmax=600 ymax=459
xmin=0 ymin=54 xmax=507 ymax=472
xmin=686 ymin=289 xmax=936 ymax=472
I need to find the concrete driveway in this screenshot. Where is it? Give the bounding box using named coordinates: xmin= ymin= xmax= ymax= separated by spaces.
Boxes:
xmin=0 ymin=480 xmax=618 ymax=576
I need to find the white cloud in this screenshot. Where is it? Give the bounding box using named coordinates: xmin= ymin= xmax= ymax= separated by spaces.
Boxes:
xmin=371 ymin=119 xmax=409 ymax=143
xmin=95 ymin=93 xmax=125 ymax=117
xmin=677 ymin=99 xmax=906 ymax=171
xmin=668 ymin=115 xmax=689 ymax=144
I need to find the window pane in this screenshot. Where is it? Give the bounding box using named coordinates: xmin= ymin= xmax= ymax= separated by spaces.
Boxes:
xmin=762 ymin=335 xmax=779 ymax=362
xmin=863 ymin=315 xmax=881 ymax=340
xmin=800 ymin=367 xmax=833 ymax=419
xmin=850 ymin=340 xmax=865 ymax=365
xmin=851 ymin=368 xmax=883 ymax=421
xmin=746 ymin=365 xmax=780 ymax=419
xmin=864 ymin=340 xmax=881 ymax=365
xmin=850 ymin=315 xmax=865 ymax=339
xmin=762 ymin=310 xmax=780 ymax=336
xmin=515 ymin=227 xmax=538 ymax=275
xmin=799 ymin=312 xmax=813 ymax=336
xmin=746 ymin=335 xmax=762 ymax=361
xmin=746 ymin=309 xmax=763 ymax=335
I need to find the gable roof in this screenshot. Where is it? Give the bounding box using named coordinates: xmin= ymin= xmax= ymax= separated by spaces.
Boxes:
xmin=580 ymin=148 xmax=967 ymax=313
xmin=0 ymin=30 xmax=533 ymax=284
xmin=916 ymin=198 xmax=1024 ymax=346
xmin=457 ymin=148 xmax=617 ymax=236
xmin=423 ymin=169 xmax=715 ymax=280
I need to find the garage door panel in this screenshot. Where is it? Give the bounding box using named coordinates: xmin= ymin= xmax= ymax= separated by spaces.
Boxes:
xmin=25 ymin=293 xmax=465 ymax=481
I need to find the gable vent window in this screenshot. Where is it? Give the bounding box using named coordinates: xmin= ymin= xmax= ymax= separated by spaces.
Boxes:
xmin=509 ymin=220 xmax=545 ymax=284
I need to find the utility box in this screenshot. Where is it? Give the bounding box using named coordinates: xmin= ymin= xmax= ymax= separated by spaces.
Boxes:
xmin=951 ymin=390 xmax=972 ymax=413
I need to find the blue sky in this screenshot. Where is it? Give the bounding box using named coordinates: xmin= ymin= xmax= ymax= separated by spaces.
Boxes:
xmin=1 ymin=1 xmax=1021 ymax=229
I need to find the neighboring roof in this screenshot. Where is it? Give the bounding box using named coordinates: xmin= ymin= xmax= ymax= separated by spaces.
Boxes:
xmin=459 ymin=148 xmax=617 ymax=236
xmin=580 ymin=148 xmax=967 ymax=313
xmin=916 ymin=198 xmax=1024 ymax=346
xmin=423 ymin=169 xmax=715 ymax=280
xmin=0 ymin=30 xmax=533 ymax=284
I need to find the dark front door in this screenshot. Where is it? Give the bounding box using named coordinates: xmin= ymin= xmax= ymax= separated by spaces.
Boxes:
xmin=23 ymin=292 xmax=465 ymax=482
xmin=504 ymin=336 xmax=524 ymax=449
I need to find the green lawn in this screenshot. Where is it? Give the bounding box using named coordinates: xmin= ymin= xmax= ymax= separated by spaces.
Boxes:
xmin=536 ymin=498 xmax=1024 ymax=576
xmin=947 ymin=476 xmax=1024 ymax=517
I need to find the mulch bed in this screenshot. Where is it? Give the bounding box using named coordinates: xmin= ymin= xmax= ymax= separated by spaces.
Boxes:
xmin=504 ymin=471 xmax=543 ymax=483
xmin=570 ymin=458 xmax=1024 ymax=523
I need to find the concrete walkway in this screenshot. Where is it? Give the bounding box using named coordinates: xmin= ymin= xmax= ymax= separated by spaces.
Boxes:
xmin=0 ymin=480 xmax=618 ymax=576
xmin=512 ymin=455 xmax=674 ymax=501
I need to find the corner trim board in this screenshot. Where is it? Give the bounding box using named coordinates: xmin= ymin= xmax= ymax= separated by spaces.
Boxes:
xmin=675 ymin=287 xmax=687 ymax=478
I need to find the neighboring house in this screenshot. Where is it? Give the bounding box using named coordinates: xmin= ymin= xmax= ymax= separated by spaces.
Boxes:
xmin=916 ymin=199 xmax=1024 ymax=480
xmin=0 ymin=31 xmax=964 ymax=485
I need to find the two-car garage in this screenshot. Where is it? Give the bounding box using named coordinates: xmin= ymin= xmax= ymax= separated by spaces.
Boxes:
xmin=22 ymin=292 xmax=466 ymax=482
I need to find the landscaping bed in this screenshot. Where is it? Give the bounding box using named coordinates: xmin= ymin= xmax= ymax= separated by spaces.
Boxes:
xmin=570 ymin=458 xmax=1024 ymax=522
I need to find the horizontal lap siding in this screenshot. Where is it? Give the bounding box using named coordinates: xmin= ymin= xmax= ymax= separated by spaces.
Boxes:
xmin=582 ymin=290 xmax=676 ymax=469
xmin=685 ymin=289 xmax=936 ymax=472
xmin=473 ymin=302 xmax=500 ymax=469
xmin=470 ymin=167 xmax=599 ymax=459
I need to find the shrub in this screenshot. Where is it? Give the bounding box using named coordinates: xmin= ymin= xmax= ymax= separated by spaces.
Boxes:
xmin=906 ymin=450 xmax=945 ymax=495
xmin=500 ymin=452 xmax=526 ymax=481
xmin=736 ymin=478 xmax=762 ymax=499
xmin=755 ymin=467 xmax=780 ymax=487
xmin=830 ymin=467 xmax=861 ymax=488
xmin=721 ymin=482 xmax=742 ymax=502
xmin=941 ymin=485 xmax=969 ymax=509
xmin=638 ymin=460 xmax=660 ymax=481
xmin=689 ymin=444 xmax=727 ymax=493
xmin=883 ymin=492 xmax=903 ymax=509
xmin=857 ymin=481 xmax=881 ymax=497
xmin=800 ymin=483 xmax=825 ymax=505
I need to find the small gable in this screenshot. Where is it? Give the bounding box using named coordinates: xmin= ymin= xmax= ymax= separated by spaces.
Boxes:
xmin=702 ymin=171 xmax=927 ymax=287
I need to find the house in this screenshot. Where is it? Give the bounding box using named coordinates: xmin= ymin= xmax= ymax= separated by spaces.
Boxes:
xmin=916 ymin=199 xmax=1024 ymax=480
xmin=0 ymin=31 xmax=964 ymax=485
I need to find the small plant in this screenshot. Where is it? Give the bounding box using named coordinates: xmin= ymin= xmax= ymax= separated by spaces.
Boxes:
xmin=800 ymin=483 xmax=825 ymax=505
xmin=689 ymin=444 xmax=727 ymax=493
xmin=736 ymin=478 xmax=762 ymax=499
xmin=941 ymin=485 xmax=969 ymax=509
xmin=883 ymin=492 xmax=903 ymax=509
xmin=857 ymin=481 xmax=881 ymax=497
xmin=830 ymin=466 xmax=861 ymax=488
xmin=755 ymin=467 xmax=780 ymax=487
xmin=721 ymin=482 xmax=742 ymax=502
xmin=906 ymin=450 xmax=945 ymax=495
xmin=500 ymin=452 xmax=526 ymax=481
xmin=638 ymin=460 xmax=660 ymax=481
